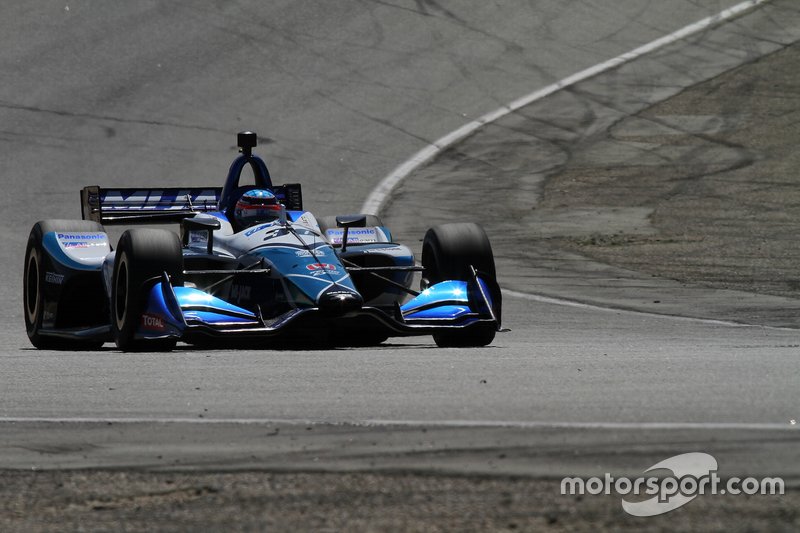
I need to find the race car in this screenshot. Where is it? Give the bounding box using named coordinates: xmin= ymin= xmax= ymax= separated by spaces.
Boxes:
xmin=23 ymin=132 xmax=502 ymax=351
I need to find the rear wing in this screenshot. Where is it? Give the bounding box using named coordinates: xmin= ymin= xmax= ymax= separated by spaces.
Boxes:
xmin=81 ymin=186 xmax=222 ymax=224
xmin=81 ymin=184 xmax=303 ymax=224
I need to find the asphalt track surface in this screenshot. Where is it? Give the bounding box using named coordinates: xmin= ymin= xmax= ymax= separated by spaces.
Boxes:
xmin=2 ymin=0 xmax=800 ymax=528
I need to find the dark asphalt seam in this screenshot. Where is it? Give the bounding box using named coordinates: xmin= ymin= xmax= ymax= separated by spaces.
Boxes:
xmin=0 ymin=101 xmax=229 ymax=134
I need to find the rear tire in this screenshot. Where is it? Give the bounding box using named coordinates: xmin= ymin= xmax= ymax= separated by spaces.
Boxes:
xmin=23 ymin=220 xmax=106 ymax=350
xmin=112 ymin=229 xmax=182 ymax=352
xmin=421 ymin=223 xmax=500 ymax=348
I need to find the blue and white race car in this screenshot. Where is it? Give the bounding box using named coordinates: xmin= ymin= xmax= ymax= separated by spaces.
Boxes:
xmin=23 ymin=132 xmax=502 ymax=351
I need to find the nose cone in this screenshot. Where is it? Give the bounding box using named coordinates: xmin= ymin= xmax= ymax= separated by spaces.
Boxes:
xmin=318 ymin=289 xmax=363 ymax=316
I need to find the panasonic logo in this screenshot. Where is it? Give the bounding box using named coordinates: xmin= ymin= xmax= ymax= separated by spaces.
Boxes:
xmin=328 ymin=229 xmax=376 ymax=235
xmin=57 ymin=233 xmax=106 ymax=240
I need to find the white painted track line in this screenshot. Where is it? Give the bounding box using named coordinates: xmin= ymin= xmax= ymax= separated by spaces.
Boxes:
xmin=1 ymin=417 xmax=797 ymax=431
xmin=360 ymin=0 xmax=770 ymax=216
xmin=501 ymin=289 xmax=798 ymax=330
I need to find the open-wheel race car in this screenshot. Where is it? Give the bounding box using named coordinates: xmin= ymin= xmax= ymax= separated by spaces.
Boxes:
xmin=23 ymin=132 xmax=502 ymax=351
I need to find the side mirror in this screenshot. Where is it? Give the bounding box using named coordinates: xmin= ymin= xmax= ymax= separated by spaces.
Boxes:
xmin=335 ymin=215 xmax=367 ymax=252
xmin=335 ymin=214 xmax=367 ymax=228
xmin=181 ymin=217 xmax=221 ymax=254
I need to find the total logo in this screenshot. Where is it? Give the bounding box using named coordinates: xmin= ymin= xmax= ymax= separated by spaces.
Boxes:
xmin=140 ymin=313 xmax=166 ymax=331
xmin=306 ymin=263 xmax=339 ymax=276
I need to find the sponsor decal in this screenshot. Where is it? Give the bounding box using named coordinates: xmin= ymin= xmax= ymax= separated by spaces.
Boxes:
xmin=243 ymin=224 xmax=288 ymax=239
xmin=326 ymin=290 xmax=357 ymax=297
xmin=306 ymin=263 xmax=339 ymax=276
xmin=326 ymin=228 xmax=378 ymax=244
xmin=361 ymin=245 xmax=410 ymax=257
xmin=295 ymin=249 xmax=326 ymax=258
xmin=307 ymin=263 xmax=336 ymax=271
xmin=230 ymin=284 xmax=252 ymax=301
xmin=45 ymin=272 xmax=64 ymax=285
xmin=188 ymin=230 xmax=209 ymax=248
xmin=244 ymin=223 xmax=272 ymax=237
xmin=141 ymin=313 xmax=166 ymax=331
xmin=58 ymin=233 xmax=108 ymax=249
xmin=101 ymin=190 xmax=218 ymax=211
xmin=57 ymin=233 xmax=106 ymax=240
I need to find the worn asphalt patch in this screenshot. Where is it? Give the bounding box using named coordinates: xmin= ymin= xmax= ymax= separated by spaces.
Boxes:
xmin=384 ymin=2 xmax=800 ymax=327
xmin=1 ymin=470 xmax=797 ymax=533
xmin=545 ymin=42 xmax=800 ymax=300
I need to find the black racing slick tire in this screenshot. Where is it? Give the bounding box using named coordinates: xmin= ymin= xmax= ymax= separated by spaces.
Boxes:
xmin=421 ymin=223 xmax=500 ymax=348
xmin=23 ymin=220 xmax=106 ymax=350
xmin=112 ymin=228 xmax=182 ymax=352
xmin=422 ymin=223 xmax=496 ymax=283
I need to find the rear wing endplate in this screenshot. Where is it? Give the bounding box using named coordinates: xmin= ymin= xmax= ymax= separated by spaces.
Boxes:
xmin=81 ymin=184 xmax=303 ymax=224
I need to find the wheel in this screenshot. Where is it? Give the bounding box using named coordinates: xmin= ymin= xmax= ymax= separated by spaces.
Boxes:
xmin=112 ymin=228 xmax=182 ymax=352
xmin=23 ymin=220 xmax=106 ymax=350
xmin=421 ymin=223 xmax=500 ymax=347
xmin=422 ymin=223 xmax=496 ymax=283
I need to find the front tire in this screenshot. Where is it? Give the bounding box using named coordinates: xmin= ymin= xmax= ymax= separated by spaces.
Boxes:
xmin=23 ymin=220 xmax=106 ymax=350
xmin=112 ymin=228 xmax=182 ymax=352
xmin=422 ymin=223 xmax=500 ymax=348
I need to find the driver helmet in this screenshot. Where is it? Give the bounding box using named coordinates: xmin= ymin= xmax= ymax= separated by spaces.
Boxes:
xmin=234 ymin=189 xmax=281 ymax=228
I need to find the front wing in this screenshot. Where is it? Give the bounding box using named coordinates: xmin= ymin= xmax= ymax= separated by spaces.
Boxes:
xmin=135 ymin=273 xmax=500 ymax=344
